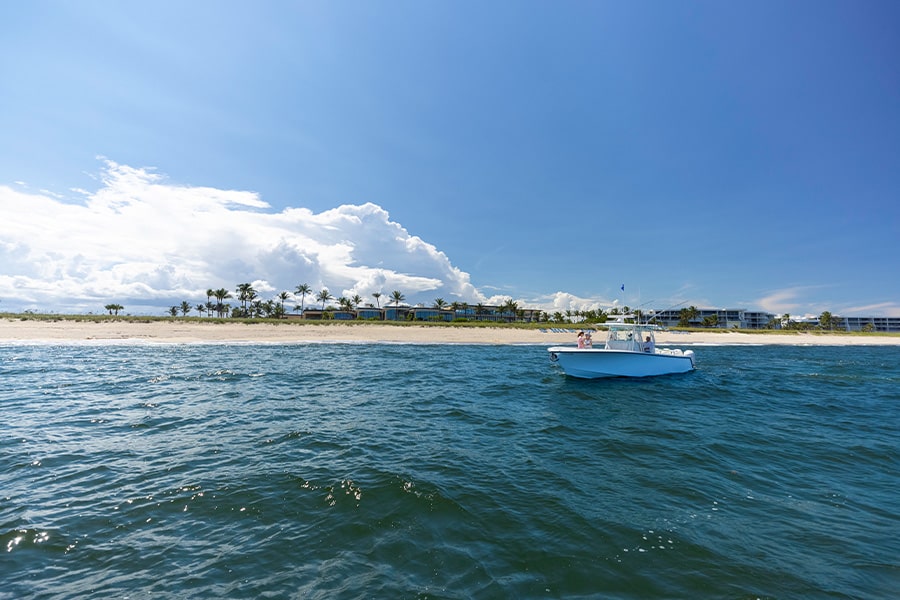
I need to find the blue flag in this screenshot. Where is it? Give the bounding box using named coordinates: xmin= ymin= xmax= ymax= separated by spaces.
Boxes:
xmin=620 ymin=284 xmax=625 ymax=292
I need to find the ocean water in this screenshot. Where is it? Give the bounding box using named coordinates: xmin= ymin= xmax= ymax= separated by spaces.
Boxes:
xmin=2 ymin=342 xmax=898 ymax=599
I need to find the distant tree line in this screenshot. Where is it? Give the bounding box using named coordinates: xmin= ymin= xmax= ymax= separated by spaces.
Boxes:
xmin=150 ymin=283 xmax=444 ymax=320
xmin=102 ymin=290 xmax=856 ymax=330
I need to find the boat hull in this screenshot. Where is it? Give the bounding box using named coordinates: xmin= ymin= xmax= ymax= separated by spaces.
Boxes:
xmin=548 ymin=347 xmax=695 ymax=379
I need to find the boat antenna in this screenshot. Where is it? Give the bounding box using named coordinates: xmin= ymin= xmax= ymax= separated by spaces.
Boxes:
xmin=645 ymin=300 xmax=690 ymax=324
xmin=634 ymin=299 xmax=656 ymax=324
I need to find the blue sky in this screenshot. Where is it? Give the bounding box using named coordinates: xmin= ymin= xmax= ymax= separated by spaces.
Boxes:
xmin=1 ymin=1 xmax=898 ymax=317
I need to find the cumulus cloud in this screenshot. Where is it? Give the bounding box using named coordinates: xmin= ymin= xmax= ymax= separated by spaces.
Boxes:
xmin=0 ymin=160 xmax=485 ymax=314
xmin=515 ymin=291 xmax=612 ymax=316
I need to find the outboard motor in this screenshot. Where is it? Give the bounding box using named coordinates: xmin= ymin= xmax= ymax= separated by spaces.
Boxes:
xmin=684 ymin=349 xmax=696 ymax=368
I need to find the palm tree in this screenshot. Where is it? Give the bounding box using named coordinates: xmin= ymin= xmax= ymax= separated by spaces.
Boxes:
xmin=687 ymin=306 xmax=698 ymax=322
xmin=205 ymin=289 xmax=214 ymax=317
xmin=433 ymin=298 xmax=446 ymax=309
xmin=351 ymin=294 xmax=363 ymax=309
xmin=245 ymin=289 xmax=259 ymax=317
xmin=317 ymin=289 xmax=333 ymax=310
xmin=475 ymin=303 xmax=485 ymax=321
xmin=195 ymin=303 xmax=206 ymax=317
xmin=213 ymin=288 xmax=234 ymax=316
xmin=277 ymin=291 xmax=290 ymax=317
xmin=372 ymin=292 xmax=382 ymax=308
xmin=295 ymin=283 xmax=312 ymax=313
xmin=781 ymin=313 xmax=793 ymax=330
xmin=502 ymin=299 xmax=519 ymax=322
xmin=390 ymin=290 xmax=405 ymax=320
xmin=179 ymin=301 xmax=191 ymax=316
xmin=168 ymin=306 xmax=179 ymax=317
xmin=104 ymin=303 xmax=124 ymax=315
xmin=678 ymin=306 xmax=699 ymax=327
xmin=236 ymin=283 xmax=254 ymax=315
xmin=214 ymin=288 xmax=232 ymax=318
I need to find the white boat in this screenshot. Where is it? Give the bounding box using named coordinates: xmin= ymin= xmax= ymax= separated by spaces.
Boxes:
xmin=548 ymin=321 xmax=696 ymax=379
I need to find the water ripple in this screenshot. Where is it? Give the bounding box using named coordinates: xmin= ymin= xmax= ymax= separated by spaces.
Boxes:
xmin=1 ymin=343 xmax=898 ymax=598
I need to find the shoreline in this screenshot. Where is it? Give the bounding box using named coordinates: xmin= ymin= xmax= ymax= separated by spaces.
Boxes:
xmin=2 ymin=319 xmax=899 ymax=346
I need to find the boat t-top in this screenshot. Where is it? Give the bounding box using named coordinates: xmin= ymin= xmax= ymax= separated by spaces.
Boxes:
xmin=548 ymin=318 xmax=695 ymax=379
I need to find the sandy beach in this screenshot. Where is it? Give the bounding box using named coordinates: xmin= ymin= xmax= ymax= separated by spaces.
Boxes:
xmin=1 ymin=318 xmax=899 ymax=345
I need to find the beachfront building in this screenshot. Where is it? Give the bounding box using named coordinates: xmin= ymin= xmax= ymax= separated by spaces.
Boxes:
xmin=651 ymin=308 xmax=776 ymax=330
xmin=809 ymin=315 xmax=900 ymax=332
xmin=450 ymin=305 xmax=505 ymax=322
xmin=449 ymin=305 xmax=542 ymax=323
xmin=356 ymin=307 xmax=383 ymax=320
xmin=409 ymin=307 xmax=453 ymax=321
xmin=840 ymin=316 xmax=900 ymax=332
xmin=652 ymin=309 xmax=900 ymax=332
xmin=384 ymin=306 xmax=410 ymax=321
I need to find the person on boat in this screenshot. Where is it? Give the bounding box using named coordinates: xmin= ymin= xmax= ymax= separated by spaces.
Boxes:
xmin=584 ymin=332 xmax=593 ymax=348
xmin=576 ymin=331 xmax=585 ymax=348
xmin=644 ymin=335 xmax=655 ymax=353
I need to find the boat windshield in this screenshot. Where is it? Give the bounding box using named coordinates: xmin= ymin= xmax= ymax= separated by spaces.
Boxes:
xmin=605 ymin=324 xmax=655 ymax=352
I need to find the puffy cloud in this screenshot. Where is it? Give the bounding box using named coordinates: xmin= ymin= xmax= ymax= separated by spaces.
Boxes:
xmin=521 ymin=291 xmax=610 ymax=316
xmin=0 ymin=160 xmax=484 ymax=314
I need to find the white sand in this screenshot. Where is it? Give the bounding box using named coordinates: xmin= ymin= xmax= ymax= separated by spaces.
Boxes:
xmin=1 ymin=318 xmax=898 ymax=345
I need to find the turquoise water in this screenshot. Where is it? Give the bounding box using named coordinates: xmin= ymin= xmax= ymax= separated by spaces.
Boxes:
xmin=2 ymin=342 xmax=898 ymax=599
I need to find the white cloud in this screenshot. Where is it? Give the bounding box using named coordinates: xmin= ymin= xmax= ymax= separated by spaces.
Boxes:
xmin=528 ymin=292 xmax=611 ymax=315
xmin=0 ymin=160 xmax=485 ymax=314
xmin=830 ymin=302 xmax=900 ymax=318
xmin=757 ymin=286 xmax=900 ymax=318
xmin=757 ymin=287 xmax=808 ymax=315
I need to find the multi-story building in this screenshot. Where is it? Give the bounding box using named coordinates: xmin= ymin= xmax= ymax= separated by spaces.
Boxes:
xmin=836 ymin=316 xmax=900 ymax=332
xmin=651 ymin=308 xmax=776 ymax=330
